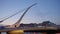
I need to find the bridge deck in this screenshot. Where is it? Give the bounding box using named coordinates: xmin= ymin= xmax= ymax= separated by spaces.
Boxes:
xmin=0 ymin=27 xmax=60 ymax=34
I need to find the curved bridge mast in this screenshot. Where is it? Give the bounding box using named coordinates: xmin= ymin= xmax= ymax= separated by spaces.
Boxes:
xmin=14 ymin=3 xmax=37 ymax=27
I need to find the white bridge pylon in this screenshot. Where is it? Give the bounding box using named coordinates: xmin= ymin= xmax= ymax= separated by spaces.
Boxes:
xmin=0 ymin=3 xmax=37 ymax=28
xmin=13 ymin=3 xmax=37 ymax=27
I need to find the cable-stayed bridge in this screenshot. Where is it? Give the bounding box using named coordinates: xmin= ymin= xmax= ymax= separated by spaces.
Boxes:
xmin=0 ymin=3 xmax=60 ymax=34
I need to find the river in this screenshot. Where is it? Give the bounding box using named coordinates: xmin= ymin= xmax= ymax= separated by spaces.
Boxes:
xmin=1 ymin=32 xmax=59 ymax=34
xmin=1 ymin=32 xmax=44 ymax=34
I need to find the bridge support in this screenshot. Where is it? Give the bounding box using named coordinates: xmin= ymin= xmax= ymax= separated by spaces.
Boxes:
xmin=7 ymin=30 xmax=24 ymax=34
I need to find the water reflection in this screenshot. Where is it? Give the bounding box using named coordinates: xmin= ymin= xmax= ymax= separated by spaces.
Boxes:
xmin=1 ymin=32 xmax=60 ymax=34
xmin=24 ymin=32 xmax=60 ymax=34
xmin=24 ymin=32 xmax=45 ymax=34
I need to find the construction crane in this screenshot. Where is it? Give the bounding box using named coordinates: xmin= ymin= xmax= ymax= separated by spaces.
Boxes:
xmin=5 ymin=3 xmax=37 ymax=28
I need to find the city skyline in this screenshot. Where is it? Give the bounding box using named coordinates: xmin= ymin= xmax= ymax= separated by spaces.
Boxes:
xmin=0 ymin=0 xmax=60 ymax=25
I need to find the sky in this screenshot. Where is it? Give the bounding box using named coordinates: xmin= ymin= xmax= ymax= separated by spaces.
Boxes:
xmin=0 ymin=0 xmax=60 ymax=25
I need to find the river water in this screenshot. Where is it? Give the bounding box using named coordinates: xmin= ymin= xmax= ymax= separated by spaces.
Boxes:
xmin=24 ymin=32 xmax=43 ymax=34
xmin=1 ymin=32 xmax=60 ymax=34
xmin=1 ymin=32 xmax=43 ymax=34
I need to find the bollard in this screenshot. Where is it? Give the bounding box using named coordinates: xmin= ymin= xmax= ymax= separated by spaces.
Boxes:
xmin=7 ymin=30 xmax=24 ymax=34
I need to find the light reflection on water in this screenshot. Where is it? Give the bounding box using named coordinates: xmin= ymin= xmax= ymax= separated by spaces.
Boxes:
xmin=1 ymin=32 xmax=43 ymax=34
xmin=24 ymin=32 xmax=44 ymax=34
